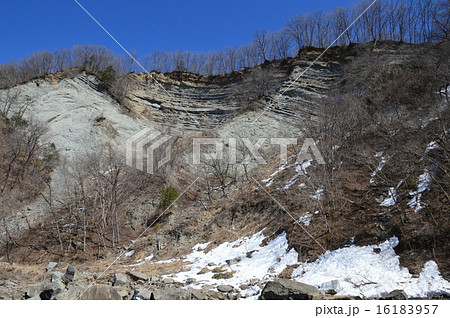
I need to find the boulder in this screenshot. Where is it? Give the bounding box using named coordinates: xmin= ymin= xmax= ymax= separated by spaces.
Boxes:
xmin=79 ymin=285 xmax=122 ymax=300
xmin=260 ymin=279 xmax=320 ymax=300
xmin=126 ymin=271 xmax=149 ymax=282
xmin=185 ymin=278 xmax=196 ymax=285
xmin=151 ymin=288 xmax=191 ymax=300
xmin=52 ymin=283 xmax=87 ymax=300
xmin=190 ymin=289 xmax=208 ymax=300
xmin=319 ymin=280 xmax=342 ymax=295
xmin=381 ymin=290 xmax=408 ymax=300
xmin=64 ymin=266 xmax=77 ymax=283
xmin=115 ymin=289 xmax=129 ymax=300
xmin=202 ymin=284 xmax=214 ymax=290
xmin=217 ymin=284 xmax=234 ymax=293
xmin=27 ymin=283 xmax=43 ymax=298
xmin=27 ymin=281 xmax=65 ymax=299
xmin=205 ymin=290 xmax=226 ymax=300
xmin=46 ymin=262 xmax=58 ymax=272
xmin=136 ymin=289 xmax=153 ymax=300
xmin=113 ymin=273 xmax=128 ymax=287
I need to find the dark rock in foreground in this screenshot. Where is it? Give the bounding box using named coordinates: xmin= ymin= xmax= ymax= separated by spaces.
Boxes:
xmin=260 ymin=279 xmax=320 ymax=300
xmin=126 ymin=271 xmax=149 ymax=282
xmin=381 ymin=290 xmax=408 ymax=300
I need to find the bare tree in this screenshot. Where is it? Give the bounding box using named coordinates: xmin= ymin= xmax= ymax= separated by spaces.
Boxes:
xmin=330 ymin=7 xmax=353 ymax=44
xmin=253 ymin=29 xmax=270 ymax=62
xmin=22 ymin=51 xmax=54 ymax=77
xmin=432 ymin=0 xmax=450 ymax=40
xmin=52 ymin=48 xmax=73 ymax=72
xmin=270 ymin=29 xmax=293 ymax=59
xmin=287 ymin=14 xmax=306 ymax=51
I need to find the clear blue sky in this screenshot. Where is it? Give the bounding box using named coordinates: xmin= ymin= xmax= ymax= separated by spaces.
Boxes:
xmin=0 ymin=0 xmax=359 ymax=63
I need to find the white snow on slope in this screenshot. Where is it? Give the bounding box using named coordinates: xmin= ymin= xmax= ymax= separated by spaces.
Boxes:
xmin=370 ymin=153 xmax=387 ymax=184
xmin=380 ymin=187 xmax=397 ymax=207
xmin=144 ymin=231 xmax=449 ymax=299
xmin=282 ymin=160 xmax=312 ymax=190
xmin=144 ymin=254 xmax=154 ymax=261
xmin=124 ymin=250 xmax=135 ymax=257
xmin=408 ymin=171 xmax=432 ymax=212
xmin=165 ymin=230 xmax=298 ymax=297
xmin=310 ymin=186 xmax=325 ymax=200
xmin=296 ymin=212 xmax=313 ymax=226
xmin=292 ymin=237 xmax=450 ymax=298
xmin=262 ymin=161 xmax=290 ymax=186
xmin=380 ymin=180 xmax=403 ymax=207
xmin=263 ymin=159 xmax=312 ymax=189
xmin=426 ymin=141 xmax=439 ymax=152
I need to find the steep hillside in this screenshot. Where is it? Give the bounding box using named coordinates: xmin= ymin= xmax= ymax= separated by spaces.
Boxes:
xmin=0 ymin=41 xmax=448 ymax=300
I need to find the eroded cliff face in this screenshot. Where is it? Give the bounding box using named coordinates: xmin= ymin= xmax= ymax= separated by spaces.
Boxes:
xmin=1 ymin=42 xmax=448 ymax=297
xmin=0 ymin=46 xmax=345 ymax=255
xmin=120 ymin=56 xmax=341 ymax=134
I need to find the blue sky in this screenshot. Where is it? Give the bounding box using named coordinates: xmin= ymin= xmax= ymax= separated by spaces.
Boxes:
xmin=0 ymin=0 xmax=359 ymax=63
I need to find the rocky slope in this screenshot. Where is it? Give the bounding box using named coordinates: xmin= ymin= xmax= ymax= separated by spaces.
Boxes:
xmin=0 ymin=41 xmax=448 ymax=300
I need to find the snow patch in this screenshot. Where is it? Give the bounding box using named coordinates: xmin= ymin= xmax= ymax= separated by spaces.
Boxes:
xmin=262 ymin=161 xmax=291 ymax=186
xmin=408 ymin=171 xmax=432 ymax=212
xmin=380 ymin=180 xmax=403 ymax=207
xmin=282 ymin=160 xmax=312 ymax=190
xmin=380 ymin=187 xmax=397 ymax=207
xmin=310 ymin=186 xmax=325 ymax=200
xmin=124 ymin=250 xmax=135 ymax=257
xmin=193 ymin=242 xmax=210 ymax=251
xmin=166 ymin=230 xmax=298 ymax=298
xmin=155 ymin=258 xmax=178 ymax=264
xmin=120 ymin=233 xmax=449 ymax=299
xmin=426 ymin=141 xmax=439 ymax=152
xmin=296 ymin=212 xmax=313 ymax=226
xmin=370 ymin=156 xmax=386 ymax=184
xmin=292 ymin=237 xmax=450 ymax=298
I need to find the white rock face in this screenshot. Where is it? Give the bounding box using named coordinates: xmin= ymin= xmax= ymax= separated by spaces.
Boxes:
xmin=8 ymin=74 xmax=150 ymax=197
xmin=14 ymin=75 xmax=145 ymax=161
